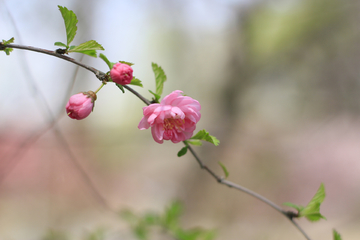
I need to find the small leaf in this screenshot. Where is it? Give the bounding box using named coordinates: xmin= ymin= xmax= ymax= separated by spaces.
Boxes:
xmin=119 ymin=60 xmax=134 ymax=66
xmin=191 ymin=130 xmax=220 ymax=146
xmin=129 ymin=77 xmax=143 ymax=87
xmin=99 ymin=53 xmax=116 ymax=70
xmin=177 ymin=147 xmax=188 ymax=157
xmin=58 ymin=5 xmax=78 ymax=46
xmin=185 ymin=139 xmax=202 ymax=146
xmin=149 ymin=90 xmax=161 ymax=102
xmin=2 ymin=37 xmax=14 ymax=45
xmin=283 ymin=202 xmax=304 ymax=212
xmin=151 ymin=62 xmax=167 ymax=97
xmin=218 ymin=162 xmax=229 ymax=178
xmin=4 ymin=48 xmax=13 ymax=55
xmin=333 ymin=229 xmax=342 ymax=240
xmin=68 ymin=40 xmax=104 ymax=57
xmin=116 ymin=83 xmax=125 ymax=93
xmin=299 ymin=183 xmax=326 ymax=221
xmin=54 ymin=42 xmax=67 ymax=48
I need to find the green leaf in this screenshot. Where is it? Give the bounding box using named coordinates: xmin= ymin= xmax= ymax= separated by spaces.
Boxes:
xmin=54 ymin=42 xmax=67 ymax=48
xmin=58 ymin=6 xmax=78 ymax=46
xmin=1 ymin=38 xmax=14 ymax=55
xmin=119 ymin=60 xmax=134 ymax=66
xmin=218 ymin=162 xmax=229 ymax=178
xmin=99 ymin=53 xmax=116 ymax=70
xmin=333 ymin=229 xmax=342 ymax=240
xmin=151 ymin=62 xmax=167 ymax=97
xmin=148 ymin=90 xmax=161 ymax=102
xmin=116 ymin=83 xmax=125 ymax=93
xmin=68 ymin=40 xmax=104 ymax=57
xmin=185 ymin=139 xmax=202 ymax=146
xmin=191 ymin=130 xmax=220 ymax=146
xmin=163 ymin=201 xmax=183 ymax=228
xmin=2 ymin=37 xmax=14 ymax=45
xmin=177 ymin=147 xmax=188 ymax=157
xmin=283 ymin=202 xmax=304 ymax=212
xmin=129 ymin=77 xmax=143 ymax=87
xmin=299 ymin=183 xmax=326 ymax=221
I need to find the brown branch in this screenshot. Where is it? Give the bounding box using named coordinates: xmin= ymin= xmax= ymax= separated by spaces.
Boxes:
xmin=2 ymin=42 xmax=312 ymax=240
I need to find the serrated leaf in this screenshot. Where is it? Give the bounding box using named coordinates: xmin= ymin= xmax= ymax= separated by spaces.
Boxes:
xmin=129 ymin=77 xmax=143 ymax=87
xmin=119 ymin=60 xmax=134 ymax=66
xmin=116 ymin=83 xmax=125 ymax=93
xmin=68 ymin=40 xmax=104 ymax=56
xmin=58 ymin=6 xmax=78 ymax=46
xmin=4 ymin=48 xmax=13 ymax=55
xmin=299 ymin=183 xmax=326 ymax=221
xmin=151 ymin=62 xmax=167 ymax=97
xmin=177 ymin=147 xmax=188 ymax=157
xmin=218 ymin=162 xmax=229 ymax=178
xmin=54 ymin=42 xmax=67 ymax=48
xmin=99 ymin=53 xmax=116 ymax=70
xmin=71 ymin=50 xmax=97 ymax=57
xmin=149 ymin=90 xmax=161 ymax=102
xmin=191 ymin=130 xmax=220 ymax=146
xmin=333 ymin=229 xmax=342 ymax=240
xmin=185 ymin=139 xmax=202 ymax=146
xmin=283 ymin=202 xmax=304 ymax=212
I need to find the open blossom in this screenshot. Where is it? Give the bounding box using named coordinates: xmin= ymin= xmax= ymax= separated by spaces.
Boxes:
xmin=138 ymin=90 xmax=201 ymax=143
xmin=110 ymin=62 xmax=133 ymax=85
xmin=66 ymin=91 xmax=96 ymax=120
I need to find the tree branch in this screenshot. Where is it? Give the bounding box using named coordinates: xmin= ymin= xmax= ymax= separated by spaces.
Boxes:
xmin=2 ymin=42 xmax=312 ymax=240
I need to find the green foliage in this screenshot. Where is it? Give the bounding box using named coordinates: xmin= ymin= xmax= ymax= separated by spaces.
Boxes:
xmin=177 ymin=146 xmax=188 ymax=157
xmin=120 ymin=201 xmax=216 ymax=240
xmin=1 ymin=37 xmax=14 ymax=55
xmin=130 ymin=77 xmax=143 ymax=87
xmin=218 ymin=162 xmax=229 ymax=178
xmin=99 ymin=53 xmax=115 ymax=70
xmin=82 ymin=228 xmax=106 ymax=240
xmin=58 ymin=6 xmax=78 ymax=46
xmin=54 ymin=42 xmax=67 ymax=48
xmin=119 ymin=60 xmax=135 ymax=66
xmin=116 ymin=83 xmax=125 ymax=93
xmin=185 ymin=139 xmax=203 ymax=146
xmin=150 ymin=63 xmax=167 ymax=101
xmin=333 ymin=229 xmax=342 ymax=240
xmin=42 ymin=229 xmax=69 ymax=240
xmin=300 ymin=183 xmax=326 ymax=221
xmin=68 ymin=40 xmax=104 ymax=57
xmin=148 ymin=90 xmax=161 ymax=103
xmin=283 ymin=183 xmax=326 ymax=222
xmin=190 ymin=130 xmax=220 ymax=146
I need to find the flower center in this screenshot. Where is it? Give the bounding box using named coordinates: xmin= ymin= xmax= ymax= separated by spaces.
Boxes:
xmin=163 ymin=118 xmax=185 ymax=131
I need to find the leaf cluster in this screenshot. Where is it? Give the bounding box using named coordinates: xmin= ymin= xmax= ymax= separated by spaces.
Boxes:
xmin=120 ymin=201 xmax=216 ymax=240
xmin=283 ymin=183 xmax=326 ymax=222
xmin=56 ymin=6 xmax=104 ymax=57
xmin=1 ymin=37 xmax=14 ymax=55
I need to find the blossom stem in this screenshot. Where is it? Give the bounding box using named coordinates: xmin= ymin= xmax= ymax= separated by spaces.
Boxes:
xmin=94 ymin=82 xmax=106 ymax=94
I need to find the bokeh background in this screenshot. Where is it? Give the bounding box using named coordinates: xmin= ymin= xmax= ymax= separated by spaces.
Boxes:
xmin=1 ymin=0 xmax=360 ymax=239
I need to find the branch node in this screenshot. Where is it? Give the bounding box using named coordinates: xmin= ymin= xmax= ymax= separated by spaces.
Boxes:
xmin=55 ymin=48 xmax=67 ymax=54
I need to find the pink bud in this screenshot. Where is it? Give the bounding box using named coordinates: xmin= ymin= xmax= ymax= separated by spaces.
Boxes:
xmin=66 ymin=91 xmax=96 ymax=120
xmin=110 ymin=62 xmax=133 ymax=85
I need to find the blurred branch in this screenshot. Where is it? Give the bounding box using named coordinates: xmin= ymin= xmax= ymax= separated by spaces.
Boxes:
xmin=3 ymin=43 xmax=312 ymax=240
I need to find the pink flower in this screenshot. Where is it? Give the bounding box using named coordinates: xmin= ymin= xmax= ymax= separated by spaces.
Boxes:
xmin=110 ymin=62 xmax=133 ymax=85
xmin=138 ymin=90 xmax=201 ymax=143
xmin=66 ymin=91 xmax=96 ymax=120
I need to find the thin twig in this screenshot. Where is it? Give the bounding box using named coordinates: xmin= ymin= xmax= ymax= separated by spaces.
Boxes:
xmin=186 ymin=144 xmax=312 ymax=240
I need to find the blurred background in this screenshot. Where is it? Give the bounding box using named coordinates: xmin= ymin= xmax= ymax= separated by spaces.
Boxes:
xmin=1 ymin=0 xmax=360 ymax=239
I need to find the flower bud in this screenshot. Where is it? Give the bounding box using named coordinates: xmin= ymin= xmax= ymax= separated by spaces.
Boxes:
xmin=110 ymin=62 xmax=133 ymax=85
xmin=66 ymin=91 xmax=96 ymax=120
